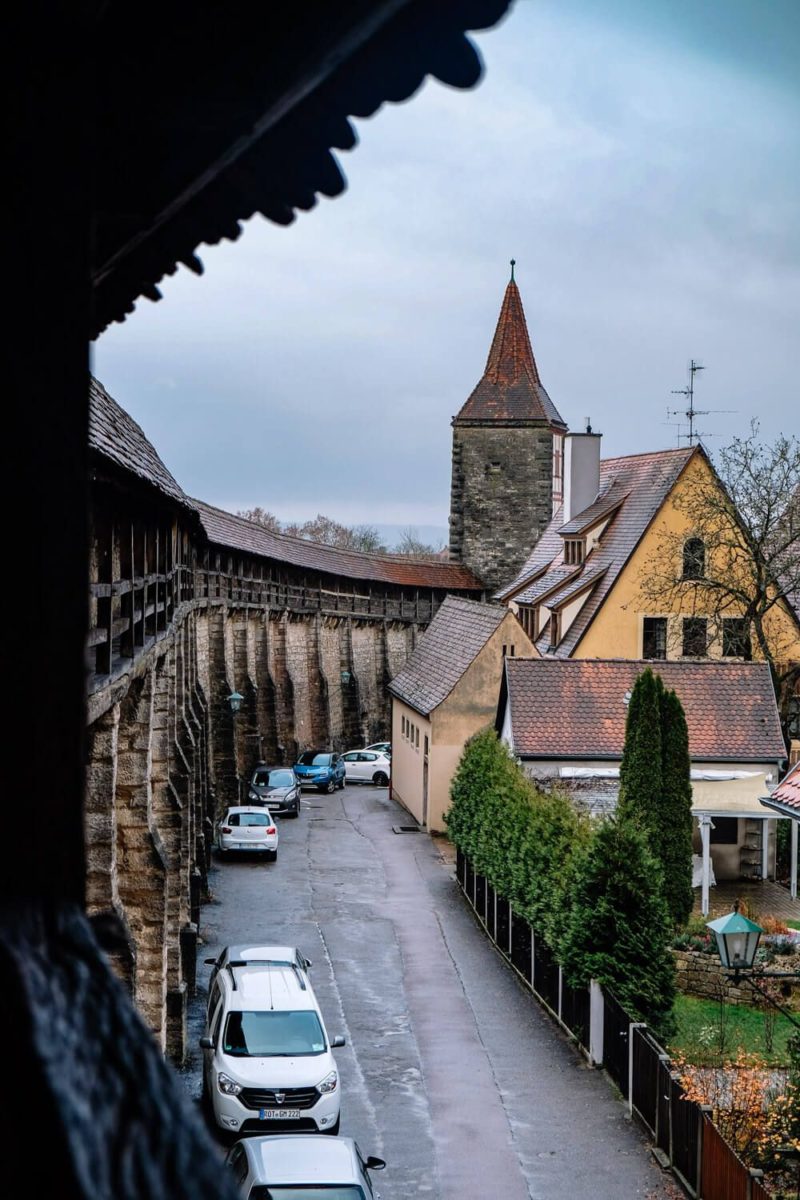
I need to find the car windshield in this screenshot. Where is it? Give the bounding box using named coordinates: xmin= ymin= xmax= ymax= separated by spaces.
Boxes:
xmin=222 ymin=1010 xmax=326 ymax=1056
xmin=252 ymin=768 xmax=294 ymax=788
xmin=298 ymin=753 xmax=330 ymax=767
xmin=250 ymin=1189 xmax=364 ymax=1200
xmin=229 ymin=812 xmax=270 ymax=827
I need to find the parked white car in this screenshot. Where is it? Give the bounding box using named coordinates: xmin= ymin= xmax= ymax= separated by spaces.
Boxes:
xmin=365 ymin=742 xmax=391 ymax=756
xmin=204 ymin=944 xmax=312 ymax=1017
xmin=216 ymin=807 xmax=279 ymax=860
xmin=200 ymin=961 xmax=345 ymax=1135
xmin=225 ymin=1135 xmax=385 ymax=1199
xmin=341 ymin=750 xmax=391 ymax=787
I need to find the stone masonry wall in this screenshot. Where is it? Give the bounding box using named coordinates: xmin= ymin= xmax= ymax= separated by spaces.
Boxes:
xmin=675 ymin=948 xmax=800 ymax=1007
xmin=87 ymin=600 xmax=431 ymax=1063
xmin=450 ymin=423 xmax=554 ymax=592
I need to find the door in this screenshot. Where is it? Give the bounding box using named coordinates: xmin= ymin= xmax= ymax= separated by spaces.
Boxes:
xmin=422 ymin=758 xmax=429 ymax=828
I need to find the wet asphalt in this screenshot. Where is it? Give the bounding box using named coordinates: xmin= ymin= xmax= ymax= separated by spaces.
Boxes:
xmin=182 ymin=784 xmax=678 ymax=1199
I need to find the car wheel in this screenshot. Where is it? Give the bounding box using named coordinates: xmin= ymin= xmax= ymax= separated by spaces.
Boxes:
xmin=325 ymin=779 xmax=335 ymax=794
xmin=216 ymin=847 xmax=227 ymax=859
xmin=373 ymin=772 xmax=389 ymax=787
xmin=266 ymin=849 xmax=277 ymax=863
xmin=286 ymin=807 xmax=299 ymax=819
xmin=325 ymin=1117 xmax=341 ymax=1136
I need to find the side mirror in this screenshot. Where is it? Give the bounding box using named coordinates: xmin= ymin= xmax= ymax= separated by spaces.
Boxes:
xmin=204 ymin=957 xmax=216 ymax=965
xmin=199 ymin=1036 xmax=214 ymax=1050
xmin=365 ymin=1157 xmax=386 ymax=1171
xmin=331 ymin=1035 xmax=346 ymax=1048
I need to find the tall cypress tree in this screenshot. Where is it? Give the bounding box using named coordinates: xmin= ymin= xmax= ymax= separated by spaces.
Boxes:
xmin=659 ymin=687 xmax=694 ymax=927
xmin=559 ymin=817 xmax=676 ymax=1040
xmin=617 ymin=667 xmax=663 ymax=841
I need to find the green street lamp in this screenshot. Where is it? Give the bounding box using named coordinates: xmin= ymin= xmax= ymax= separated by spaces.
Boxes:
xmin=227 ymin=690 xmax=244 ymax=715
xmin=706 ymin=903 xmax=763 ymax=975
xmin=340 ymin=671 xmax=351 ymax=685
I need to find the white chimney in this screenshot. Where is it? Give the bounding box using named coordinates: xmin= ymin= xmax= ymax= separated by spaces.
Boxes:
xmin=563 ymin=422 xmax=602 ymax=523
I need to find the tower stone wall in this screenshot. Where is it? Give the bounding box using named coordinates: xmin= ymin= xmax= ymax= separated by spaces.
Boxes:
xmin=449 ymin=422 xmax=555 ymax=593
xmin=449 ymin=270 xmax=566 ymax=593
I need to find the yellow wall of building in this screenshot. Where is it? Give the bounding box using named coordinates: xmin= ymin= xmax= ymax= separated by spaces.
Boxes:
xmin=576 ymin=452 xmax=800 ymax=663
xmin=391 ymin=611 xmax=536 ymax=833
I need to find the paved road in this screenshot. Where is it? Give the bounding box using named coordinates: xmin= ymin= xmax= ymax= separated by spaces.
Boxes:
xmin=183 ymin=784 xmax=678 ymax=1199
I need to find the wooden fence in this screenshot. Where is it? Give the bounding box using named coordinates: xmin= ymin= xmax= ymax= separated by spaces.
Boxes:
xmin=456 ymin=851 xmax=772 ymax=1199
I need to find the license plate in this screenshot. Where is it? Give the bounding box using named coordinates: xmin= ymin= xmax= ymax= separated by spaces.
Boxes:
xmin=259 ymin=1108 xmax=301 ymax=1120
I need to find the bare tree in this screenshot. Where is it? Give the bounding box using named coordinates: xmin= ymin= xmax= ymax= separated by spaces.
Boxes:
xmin=236 ymin=506 xmax=282 ymax=531
xmin=635 ymin=425 xmax=800 ymax=736
xmin=396 ymin=526 xmax=445 ymax=559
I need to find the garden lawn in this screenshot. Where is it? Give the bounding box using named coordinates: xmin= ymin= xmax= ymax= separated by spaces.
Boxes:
xmin=669 ymin=994 xmax=796 ymax=1066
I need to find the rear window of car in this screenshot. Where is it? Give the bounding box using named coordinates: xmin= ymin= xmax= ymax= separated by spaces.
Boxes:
xmin=227 ymin=812 xmax=270 ymax=827
xmin=253 ymin=768 xmax=295 ymax=787
xmin=298 ymin=753 xmax=331 ymax=766
xmin=250 ymin=1189 xmax=364 ymax=1199
xmin=223 ymin=1010 xmax=326 ymax=1056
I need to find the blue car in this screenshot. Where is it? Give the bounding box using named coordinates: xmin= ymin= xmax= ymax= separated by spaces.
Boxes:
xmin=294 ymin=751 xmax=346 ymax=793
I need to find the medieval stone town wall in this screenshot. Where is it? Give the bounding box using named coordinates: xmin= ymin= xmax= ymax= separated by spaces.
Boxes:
xmin=86 ymin=584 xmax=425 ymax=1062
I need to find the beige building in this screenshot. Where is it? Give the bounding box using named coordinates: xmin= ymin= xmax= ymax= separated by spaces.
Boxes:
xmin=389 ymin=597 xmax=535 ymax=832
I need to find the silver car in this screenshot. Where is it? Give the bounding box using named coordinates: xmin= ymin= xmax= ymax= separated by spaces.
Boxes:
xmin=225 ymin=1135 xmax=385 ymax=1199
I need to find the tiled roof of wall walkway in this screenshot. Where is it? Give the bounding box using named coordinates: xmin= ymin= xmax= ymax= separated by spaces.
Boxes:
xmin=195 ymin=500 xmax=483 ymax=590
xmin=89 ymin=377 xmax=483 ymax=591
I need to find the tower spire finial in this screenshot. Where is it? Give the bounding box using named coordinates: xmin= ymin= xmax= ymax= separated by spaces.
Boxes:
xmin=510 ymin=258 xmax=516 ymax=283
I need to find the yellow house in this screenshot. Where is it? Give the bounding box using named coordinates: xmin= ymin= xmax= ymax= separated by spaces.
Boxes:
xmin=388 ymin=597 xmax=536 ymax=832
xmin=497 ymin=433 xmax=800 ymax=681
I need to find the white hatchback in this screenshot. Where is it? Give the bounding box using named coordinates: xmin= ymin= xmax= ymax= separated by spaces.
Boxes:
xmin=216 ymin=807 xmax=279 ymax=861
xmin=341 ymin=750 xmax=391 ymax=787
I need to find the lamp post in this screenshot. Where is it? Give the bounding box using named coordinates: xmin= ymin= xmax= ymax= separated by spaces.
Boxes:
xmin=226 ymin=691 xmax=244 ymax=801
xmin=707 ymin=901 xmax=800 ymax=1030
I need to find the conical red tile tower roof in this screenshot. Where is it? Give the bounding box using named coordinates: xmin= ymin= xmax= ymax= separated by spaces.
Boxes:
xmin=455 ymin=266 xmax=565 ymax=426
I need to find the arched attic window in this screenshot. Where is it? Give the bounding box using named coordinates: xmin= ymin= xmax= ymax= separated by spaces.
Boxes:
xmin=682 ymin=536 xmax=705 ymax=581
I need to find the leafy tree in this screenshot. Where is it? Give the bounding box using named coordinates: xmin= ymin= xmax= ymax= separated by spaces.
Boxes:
xmin=636 ymin=425 xmax=800 ymax=735
xmin=617 ymin=667 xmax=664 ymax=834
xmin=559 ymin=817 xmax=676 ymax=1039
xmin=659 ymin=687 xmax=694 ymax=927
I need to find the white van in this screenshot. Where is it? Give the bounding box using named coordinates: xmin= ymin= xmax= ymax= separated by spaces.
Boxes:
xmin=200 ymin=961 xmax=345 ymax=1135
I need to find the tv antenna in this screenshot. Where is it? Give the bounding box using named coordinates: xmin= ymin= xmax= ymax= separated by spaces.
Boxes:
xmin=666 ymin=359 xmax=734 ymax=446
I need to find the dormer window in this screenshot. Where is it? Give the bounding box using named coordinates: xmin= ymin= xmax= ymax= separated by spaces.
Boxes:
xmin=564 ymin=538 xmax=585 ymax=565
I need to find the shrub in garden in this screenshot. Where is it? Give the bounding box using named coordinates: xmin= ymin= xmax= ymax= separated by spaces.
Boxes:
xmin=559 ymin=816 xmax=677 ymax=1039
xmin=446 ymin=729 xmax=588 ymax=947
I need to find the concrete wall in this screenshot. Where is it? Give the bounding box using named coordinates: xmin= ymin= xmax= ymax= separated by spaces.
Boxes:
xmin=391 ymin=699 xmax=432 ymax=826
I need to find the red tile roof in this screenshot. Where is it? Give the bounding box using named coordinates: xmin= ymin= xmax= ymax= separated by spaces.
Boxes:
xmin=497 ymin=446 xmax=699 ymax=655
xmin=501 ymin=658 xmax=786 ymax=762
xmin=454 ymin=277 xmax=565 ymax=427
xmin=762 ymin=761 xmax=800 ymax=814
xmin=195 ymin=500 xmax=484 ymax=591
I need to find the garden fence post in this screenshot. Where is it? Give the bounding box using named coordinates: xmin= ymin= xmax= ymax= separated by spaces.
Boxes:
xmin=628 ymin=1022 xmax=646 ymax=1114
xmin=530 ymin=924 xmax=535 ymax=992
xmin=589 ymin=979 xmax=604 ymax=1066
xmin=747 ymin=1168 xmax=764 ymax=1200
xmin=697 ymin=1103 xmax=712 ymax=1199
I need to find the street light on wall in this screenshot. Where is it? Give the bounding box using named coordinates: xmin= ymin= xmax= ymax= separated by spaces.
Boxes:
xmin=340 ymin=671 xmax=351 ymax=685
xmin=227 ymin=690 xmax=244 ymax=715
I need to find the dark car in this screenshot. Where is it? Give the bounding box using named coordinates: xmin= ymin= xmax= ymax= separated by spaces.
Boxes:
xmin=294 ymin=751 xmax=346 ymax=793
xmin=248 ymin=765 xmax=301 ymax=817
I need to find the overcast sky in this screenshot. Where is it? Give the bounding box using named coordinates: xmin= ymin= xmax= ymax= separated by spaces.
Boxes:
xmin=94 ymin=0 xmax=799 ymax=534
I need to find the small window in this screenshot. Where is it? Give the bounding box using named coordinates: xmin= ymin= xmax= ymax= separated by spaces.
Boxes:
xmin=710 ymin=817 xmax=738 ymax=845
xmin=401 ymin=716 xmax=406 ymax=737
xmin=510 ymin=644 xmax=515 ymax=657
xmin=415 ymin=727 xmax=419 ymax=749
xmin=722 ymin=617 xmax=752 ymax=659
xmin=486 ymin=461 xmax=502 ymax=476
xmin=424 ymin=735 xmax=429 ymax=756
xmin=642 ymin=617 xmax=667 ymax=660
xmin=564 ymin=539 xmax=585 ymax=565
xmin=682 ymin=537 xmax=705 ymax=580
xmin=549 ymin=611 xmax=561 ymax=648
xmin=682 ymin=617 xmax=707 ymax=657
xmin=502 ymin=644 xmax=507 ymax=657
